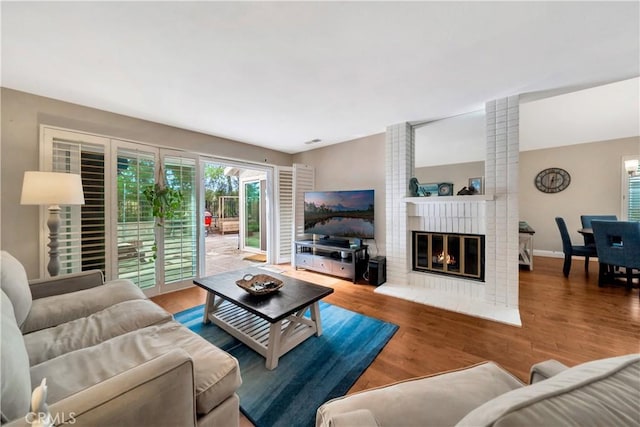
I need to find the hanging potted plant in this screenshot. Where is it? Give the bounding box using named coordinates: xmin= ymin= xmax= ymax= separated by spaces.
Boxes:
xmin=142 ymin=175 xmax=184 ymax=260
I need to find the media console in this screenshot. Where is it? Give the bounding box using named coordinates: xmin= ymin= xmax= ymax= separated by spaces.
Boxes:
xmin=294 ymin=239 xmax=369 ymax=283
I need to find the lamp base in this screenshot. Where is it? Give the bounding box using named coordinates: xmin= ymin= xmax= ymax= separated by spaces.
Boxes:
xmin=46 ymin=205 xmax=61 ymax=277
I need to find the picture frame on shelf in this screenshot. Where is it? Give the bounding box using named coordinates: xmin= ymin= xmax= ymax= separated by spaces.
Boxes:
xmin=416 ymin=182 xmax=439 ymax=197
xmin=468 ymin=177 xmax=484 ymax=195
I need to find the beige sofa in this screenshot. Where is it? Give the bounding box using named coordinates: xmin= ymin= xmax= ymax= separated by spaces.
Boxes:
xmin=316 ymin=354 xmax=640 ymax=426
xmin=0 ymin=251 xmax=241 ymax=426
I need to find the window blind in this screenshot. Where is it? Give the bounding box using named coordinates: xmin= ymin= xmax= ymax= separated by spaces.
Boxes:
xmin=276 ymin=167 xmax=293 ymax=263
xmin=116 ymin=148 xmax=157 ymax=289
xmin=628 ymin=170 xmax=640 ymax=221
xmin=163 ymin=156 xmax=197 ymax=283
xmin=52 ymin=140 xmax=106 ymax=275
xmin=293 ymin=163 xmax=315 ymax=241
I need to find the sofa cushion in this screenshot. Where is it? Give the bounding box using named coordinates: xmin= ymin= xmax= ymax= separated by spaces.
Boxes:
xmin=457 ymin=354 xmax=640 ymax=427
xmin=317 ymin=362 xmax=524 ymax=427
xmin=30 ymin=320 xmax=241 ymax=416
xmin=0 ymin=290 xmax=31 ymax=423
xmin=24 ymin=299 xmax=172 ymax=366
xmin=21 ymin=279 xmax=146 ymax=334
xmin=0 ymin=251 xmax=32 ymax=327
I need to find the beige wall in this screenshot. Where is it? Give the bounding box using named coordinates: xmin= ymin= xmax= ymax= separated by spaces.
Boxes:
xmin=1 ymin=88 xmax=292 ymax=277
xmin=520 ymin=137 xmax=639 ymax=253
xmin=415 ymin=161 xmax=484 ymax=194
xmin=414 ymin=137 xmax=639 ymax=253
xmin=292 ymin=133 xmax=386 ymax=257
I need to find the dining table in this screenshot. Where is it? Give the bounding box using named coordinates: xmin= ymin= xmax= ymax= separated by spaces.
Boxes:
xmin=578 ymin=228 xmax=593 ymax=235
xmin=579 ymin=227 xmax=622 ymax=243
xmin=577 ymin=228 xmax=596 ymax=249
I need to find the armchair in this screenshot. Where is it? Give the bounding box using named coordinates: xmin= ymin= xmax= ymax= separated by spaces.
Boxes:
xmin=316 ymin=355 xmax=640 ymax=427
xmin=592 ymin=220 xmax=640 ymax=295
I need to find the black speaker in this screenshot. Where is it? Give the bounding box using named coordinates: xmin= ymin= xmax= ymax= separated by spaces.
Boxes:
xmin=368 ymin=256 xmax=386 ymax=286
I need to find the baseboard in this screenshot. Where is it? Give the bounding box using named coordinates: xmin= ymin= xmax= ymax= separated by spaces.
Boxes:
xmin=533 ymin=249 xmax=564 ymax=259
xmin=533 ymin=249 xmax=599 ymax=261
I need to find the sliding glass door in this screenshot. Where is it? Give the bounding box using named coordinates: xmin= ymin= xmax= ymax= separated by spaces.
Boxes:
xmin=42 ymin=126 xmax=295 ymax=294
xmin=43 ymin=127 xmax=200 ymax=295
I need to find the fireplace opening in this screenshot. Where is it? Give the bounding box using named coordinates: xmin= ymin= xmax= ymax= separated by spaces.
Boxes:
xmin=412 ymin=231 xmax=485 ymax=281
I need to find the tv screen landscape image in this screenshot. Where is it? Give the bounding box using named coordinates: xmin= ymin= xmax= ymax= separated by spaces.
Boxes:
xmin=303 ymin=190 xmax=374 ymax=239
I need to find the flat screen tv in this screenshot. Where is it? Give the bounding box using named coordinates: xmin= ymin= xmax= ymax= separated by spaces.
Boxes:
xmin=303 ymin=189 xmax=374 ymax=239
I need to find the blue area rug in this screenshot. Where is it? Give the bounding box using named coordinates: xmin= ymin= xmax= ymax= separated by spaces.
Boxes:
xmin=176 ymin=301 xmax=398 ymax=427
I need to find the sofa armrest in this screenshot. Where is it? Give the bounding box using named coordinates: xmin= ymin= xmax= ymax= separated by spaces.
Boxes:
xmin=28 ymin=270 xmax=104 ymax=299
xmin=5 ymin=350 xmax=196 ymax=427
xmin=529 ymin=359 xmax=569 ymax=384
xmin=325 ymin=409 xmax=379 ymax=427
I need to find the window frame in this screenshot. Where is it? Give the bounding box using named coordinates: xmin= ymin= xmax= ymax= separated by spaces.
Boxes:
xmin=621 ymin=154 xmax=640 ymax=221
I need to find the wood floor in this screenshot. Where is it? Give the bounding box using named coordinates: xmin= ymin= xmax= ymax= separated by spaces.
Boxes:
xmin=152 ymin=256 xmax=640 ymax=393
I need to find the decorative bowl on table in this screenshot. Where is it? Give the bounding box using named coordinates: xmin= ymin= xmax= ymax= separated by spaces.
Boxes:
xmin=236 ymin=273 xmax=284 ymax=296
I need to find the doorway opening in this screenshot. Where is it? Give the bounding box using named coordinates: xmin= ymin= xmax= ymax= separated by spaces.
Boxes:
xmin=202 ymin=161 xmax=269 ymax=276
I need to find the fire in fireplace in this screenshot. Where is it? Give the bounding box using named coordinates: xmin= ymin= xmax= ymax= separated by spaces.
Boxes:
xmin=413 ymin=231 xmax=485 ymax=281
xmin=435 ymin=251 xmax=456 ymax=265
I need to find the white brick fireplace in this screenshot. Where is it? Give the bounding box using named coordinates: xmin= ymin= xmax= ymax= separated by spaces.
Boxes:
xmin=376 ymin=97 xmax=521 ymax=326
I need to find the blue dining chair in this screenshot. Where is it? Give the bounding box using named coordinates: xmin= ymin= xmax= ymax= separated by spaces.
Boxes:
xmin=555 ymin=217 xmax=598 ymax=277
xmin=592 ymin=220 xmax=640 ymax=295
xmin=580 ymin=215 xmax=617 ymax=246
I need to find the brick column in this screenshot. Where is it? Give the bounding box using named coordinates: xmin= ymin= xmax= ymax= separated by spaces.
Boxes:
xmin=385 ymin=123 xmax=413 ymax=285
xmin=485 ymin=96 xmax=519 ymax=308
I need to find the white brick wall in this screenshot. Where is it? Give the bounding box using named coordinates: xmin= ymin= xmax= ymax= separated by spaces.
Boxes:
xmin=485 ymin=96 xmax=520 ymax=309
xmin=381 ymin=96 xmax=520 ymax=322
xmin=385 ymin=122 xmax=413 ymax=286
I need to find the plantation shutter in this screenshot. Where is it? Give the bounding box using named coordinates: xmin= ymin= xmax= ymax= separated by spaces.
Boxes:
xmin=116 ymin=148 xmax=157 ymax=289
xmin=51 ymin=139 xmax=107 ymax=275
xmin=628 ymin=166 xmax=640 ymax=221
xmin=292 ymin=164 xmax=314 ymax=268
xmin=163 ymin=155 xmax=197 ymax=284
xmin=275 ymin=167 xmax=294 ymax=263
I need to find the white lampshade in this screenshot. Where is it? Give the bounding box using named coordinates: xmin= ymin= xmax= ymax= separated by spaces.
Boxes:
xmin=20 ymin=171 xmax=85 ymax=206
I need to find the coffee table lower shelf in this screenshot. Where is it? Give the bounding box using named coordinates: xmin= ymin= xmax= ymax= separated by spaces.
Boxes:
xmin=203 ymin=295 xmax=322 ymax=370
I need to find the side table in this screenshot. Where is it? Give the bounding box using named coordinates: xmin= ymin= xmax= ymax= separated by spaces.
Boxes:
xmin=519 ymin=221 xmax=535 ymax=271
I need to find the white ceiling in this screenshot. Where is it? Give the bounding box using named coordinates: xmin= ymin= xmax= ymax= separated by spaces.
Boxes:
xmin=415 ymin=77 xmax=640 ymax=167
xmin=519 ymin=77 xmax=640 ymax=151
xmin=2 ymin=2 xmax=638 ymax=154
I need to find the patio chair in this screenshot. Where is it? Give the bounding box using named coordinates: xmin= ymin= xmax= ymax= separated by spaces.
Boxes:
xmin=592 ymin=220 xmax=640 ymax=295
xmin=580 ymin=215 xmax=617 ymax=246
xmin=555 ymin=217 xmax=597 ymax=277
xmin=204 ymin=215 xmax=213 ymax=236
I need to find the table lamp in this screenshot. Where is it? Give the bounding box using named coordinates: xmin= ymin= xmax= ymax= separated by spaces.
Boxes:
xmin=20 ymin=171 xmax=85 ymax=277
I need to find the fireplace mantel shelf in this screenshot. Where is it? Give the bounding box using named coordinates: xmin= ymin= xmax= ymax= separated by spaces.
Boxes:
xmin=404 ymin=194 xmax=495 ymax=203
